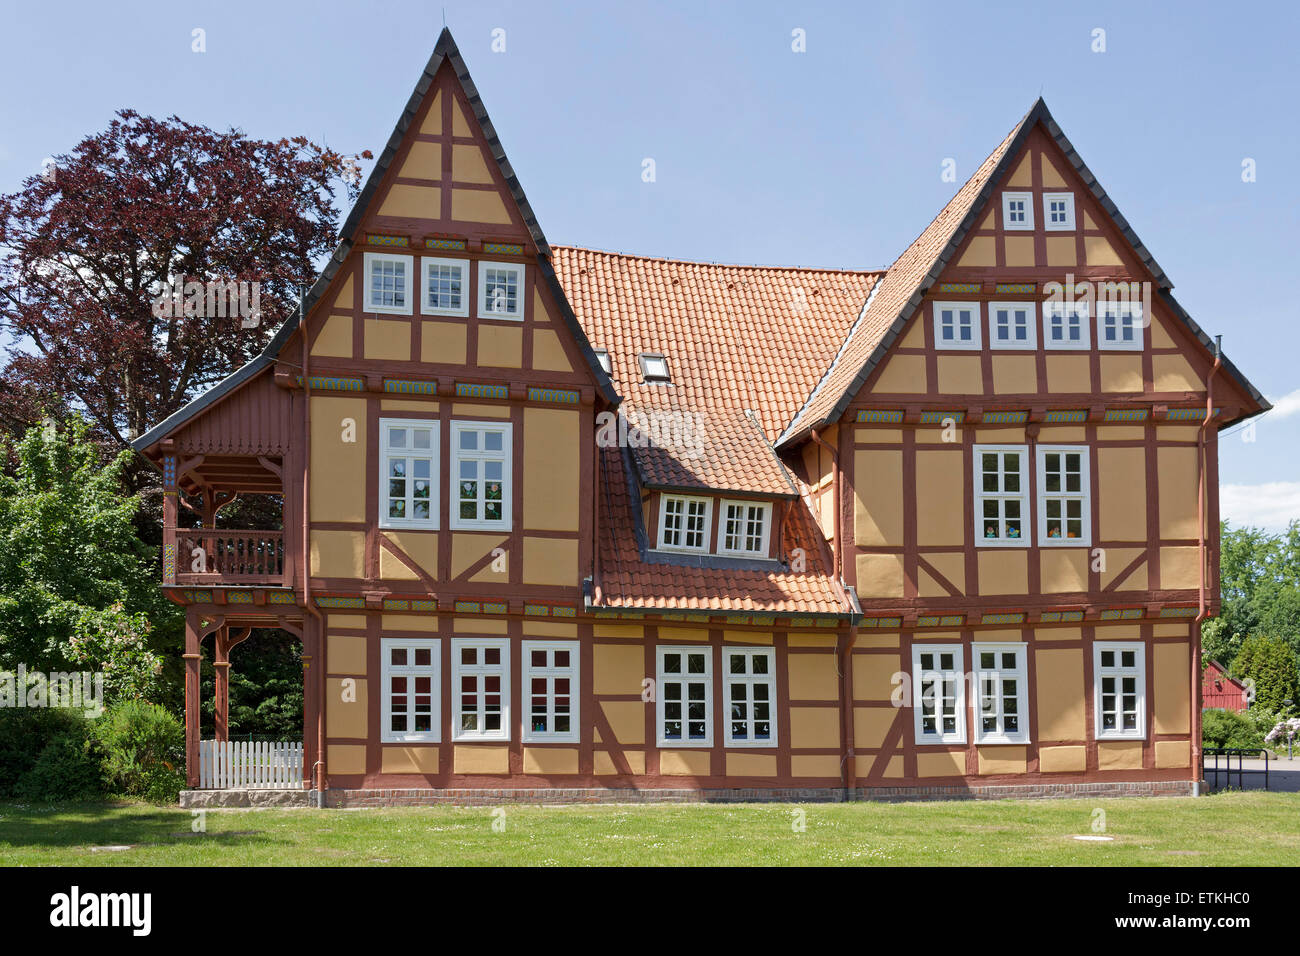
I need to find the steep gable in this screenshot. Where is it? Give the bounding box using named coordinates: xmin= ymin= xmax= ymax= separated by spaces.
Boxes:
xmin=778 ymin=98 xmax=1269 ymax=446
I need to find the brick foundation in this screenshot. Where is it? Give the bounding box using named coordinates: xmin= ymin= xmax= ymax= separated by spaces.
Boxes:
xmin=317 ymin=779 xmax=1196 ymax=807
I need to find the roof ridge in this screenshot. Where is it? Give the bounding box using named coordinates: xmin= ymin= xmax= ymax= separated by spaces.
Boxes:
xmin=552 ymin=244 xmax=886 ymax=277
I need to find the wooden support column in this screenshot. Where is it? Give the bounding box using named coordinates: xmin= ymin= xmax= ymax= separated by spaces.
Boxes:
xmin=213 ymin=626 xmax=252 ymax=743
xmin=184 ymin=611 xmax=224 ymax=788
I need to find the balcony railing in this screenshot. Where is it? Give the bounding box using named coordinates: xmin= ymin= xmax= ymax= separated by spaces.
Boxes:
xmin=167 ymin=528 xmax=286 ymax=586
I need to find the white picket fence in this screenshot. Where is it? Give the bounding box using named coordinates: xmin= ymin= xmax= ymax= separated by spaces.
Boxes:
xmin=199 ymin=740 xmax=303 ymax=789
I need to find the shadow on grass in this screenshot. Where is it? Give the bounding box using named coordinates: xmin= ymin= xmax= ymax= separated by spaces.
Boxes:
xmin=0 ymin=800 xmax=290 ymax=852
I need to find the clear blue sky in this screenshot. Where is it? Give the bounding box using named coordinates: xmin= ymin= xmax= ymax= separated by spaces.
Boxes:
xmin=1 ymin=0 xmax=1296 ymax=528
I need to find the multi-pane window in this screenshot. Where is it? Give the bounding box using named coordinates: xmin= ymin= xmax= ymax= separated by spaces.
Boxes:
xmin=657 ymin=646 xmax=712 ymax=746
xmin=912 ymin=644 xmax=966 ymax=744
xmin=973 ymin=644 xmax=1028 ymax=744
xmin=379 ymin=418 xmax=438 ymax=528
xmin=451 ymin=421 xmax=511 ymax=530
xmin=989 ymin=302 xmax=1037 ymax=349
xmin=1038 ymin=445 xmax=1090 ymax=545
xmin=1043 ymin=192 xmax=1075 ymax=230
xmin=522 ymin=641 xmax=578 ymax=743
xmin=1002 ymin=191 xmax=1034 ymax=230
xmin=1043 ymin=300 xmax=1091 ymax=350
xmin=658 ymin=495 xmax=710 ymax=552
xmin=1094 ymin=643 xmax=1145 ymax=739
xmin=1098 ymin=299 xmax=1145 ymax=351
xmin=452 ymin=638 xmax=509 ymax=741
xmin=974 ymin=444 xmax=1029 ymax=545
xmin=381 ymin=639 xmax=440 ymax=742
xmin=933 ymin=301 xmax=980 ymax=349
xmin=365 ymin=252 xmax=412 ymax=314
xmin=723 ymin=648 xmax=776 ymax=746
xmin=421 ymin=256 xmax=468 ymax=316
xmin=719 ymin=500 xmax=771 ymax=557
xmin=477 ymin=261 xmax=524 ymax=319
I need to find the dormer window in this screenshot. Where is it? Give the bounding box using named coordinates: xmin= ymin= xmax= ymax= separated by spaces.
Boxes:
xmin=1001 ymin=191 xmax=1033 ymax=231
xmin=639 ymin=352 xmax=670 ymax=383
xmin=719 ymin=500 xmax=771 ymax=557
xmin=1044 ymin=192 xmax=1075 ymax=231
xmin=593 ymin=348 xmax=611 ymax=374
xmin=658 ymin=494 xmax=710 ymax=552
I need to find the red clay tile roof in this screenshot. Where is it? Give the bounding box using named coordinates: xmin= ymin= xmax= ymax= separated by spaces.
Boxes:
xmin=553 ymin=246 xmax=882 ymax=495
xmin=552 ymin=248 xmax=875 ymax=613
xmin=593 ymin=445 xmax=846 ymax=614
xmin=779 ymin=107 xmax=1031 ymax=444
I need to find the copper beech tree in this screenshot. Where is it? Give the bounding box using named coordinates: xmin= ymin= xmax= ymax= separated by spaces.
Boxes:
xmin=0 ymin=109 xmax=370 ymax=465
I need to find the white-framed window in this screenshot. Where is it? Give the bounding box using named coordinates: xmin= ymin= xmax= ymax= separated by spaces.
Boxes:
xmin=974 ymin=444 xmax=1029 ymax=546
xmin=522 ymin=641 xmax=578 ymax=743
xmin=452 ymin=638 xmax=510 ymax=741
xmin=657 ymin=494 xmax=711 ymax=552
xmin=1002 ymin=191 xmax=1034 ymax=230
xmin=639 ymin=352 xmax=670 ymax=383
xmin=381 ymin=638 xmax=441 ymax=742
xmin=972 ymin=643 xmax=1028 ymax=744
xmin=719 ymin=500 xmax=771 ymax=557
xmin=592 ymin=347 xmax=611 ymax=374
xmin=450 ymin=420 xmax=511 ymax=530
xmin=477 ymin=261 xmax=524 ymax=319
xmin=723 ymin=647 xmax=777 ymax=747
xmin=1043 ymin=300 xmax=1091 ymax=350
xmin=657 ymin=645 xmax=713 ymax=747
xmin=932 ymin=301 xmax=981 ymax=350
xmin=989 ymin=301 xmax=1037 ymax=350
xmin=1043 ymin=192 xmax=1075 ymax=230
xmin=1094 ymin=642 xmax=1145 ymax=740
xmin=420 ymin=256 xmax=469 ymax=317
xmin=1098 ymin=299 xmax=1145 ymax=351
xmin=1037 ymin=445 xmax=1091 ymax=546
xmin=378 ymin=418 xmax=439 ymax=529
xmin=365 ymin=252 xmax=413 ymax=314
xmin=912 ymin=644 xmax=966 ymax=745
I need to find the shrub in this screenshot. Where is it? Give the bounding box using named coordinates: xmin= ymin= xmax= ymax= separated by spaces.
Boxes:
xmin=93 ymin=699 xmax=184 ymax=803
xmin=1202 ymin=708 xmax=1266 ymax=751
xmin=0 ymin=706 xmax=104 ymax=800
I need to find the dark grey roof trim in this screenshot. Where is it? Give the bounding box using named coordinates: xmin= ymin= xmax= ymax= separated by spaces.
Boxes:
xmin=536 ymin=254 xmax=620 ymax=405
xmin=133 ymin=27 xmax=618 ymax=454
xmin=777 ymin=97 xmax=1269 ymax=447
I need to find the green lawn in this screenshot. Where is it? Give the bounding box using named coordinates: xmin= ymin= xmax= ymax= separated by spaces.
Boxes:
xmin=1 ymin=790 xmax=1296 ymax=866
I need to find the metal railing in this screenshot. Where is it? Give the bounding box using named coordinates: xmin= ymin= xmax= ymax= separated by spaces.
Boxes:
xmin=1202 ymin=747 xmax=1269 ymax=790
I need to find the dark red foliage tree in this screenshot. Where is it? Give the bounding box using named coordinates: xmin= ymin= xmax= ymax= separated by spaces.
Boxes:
xmin=0 ymin=110 xmax=370 ymax=459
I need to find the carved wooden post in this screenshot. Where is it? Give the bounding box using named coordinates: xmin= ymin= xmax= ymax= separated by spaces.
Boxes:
xmin=162 ymin=454 xmax=178 ymax=586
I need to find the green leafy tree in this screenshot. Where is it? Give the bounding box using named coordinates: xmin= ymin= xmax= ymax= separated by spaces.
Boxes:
xmin=1203 ymin=521 xmax=1300 ymax=667
xmin=0 ymin=417 xmax=179 ymax=693
xmin=1233 ymin=633 xmax=1300 ymax=712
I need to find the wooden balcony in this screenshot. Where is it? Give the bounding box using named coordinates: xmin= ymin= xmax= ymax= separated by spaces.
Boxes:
xmin=167 ymin=528 xmax=286 ymax=586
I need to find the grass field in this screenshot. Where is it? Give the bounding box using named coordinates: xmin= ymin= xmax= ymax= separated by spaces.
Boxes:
xmin=1 ymin=790 xmax=1296 ymax=866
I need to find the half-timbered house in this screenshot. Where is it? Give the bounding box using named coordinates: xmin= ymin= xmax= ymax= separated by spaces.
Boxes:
xmin=133 ymin=28 xmax=1268 ymax=804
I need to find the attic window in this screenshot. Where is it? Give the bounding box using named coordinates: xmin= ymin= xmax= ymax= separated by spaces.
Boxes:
xmin=1002 ymin=192 xmax=1034 ymax=231
xmin=639 ymin=353 xmax=670 ymax=383
xmin=1044 ymin=193 xmax=1075 ymax=231
xmin=593 ymin=348 xmax=611 ymax=374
